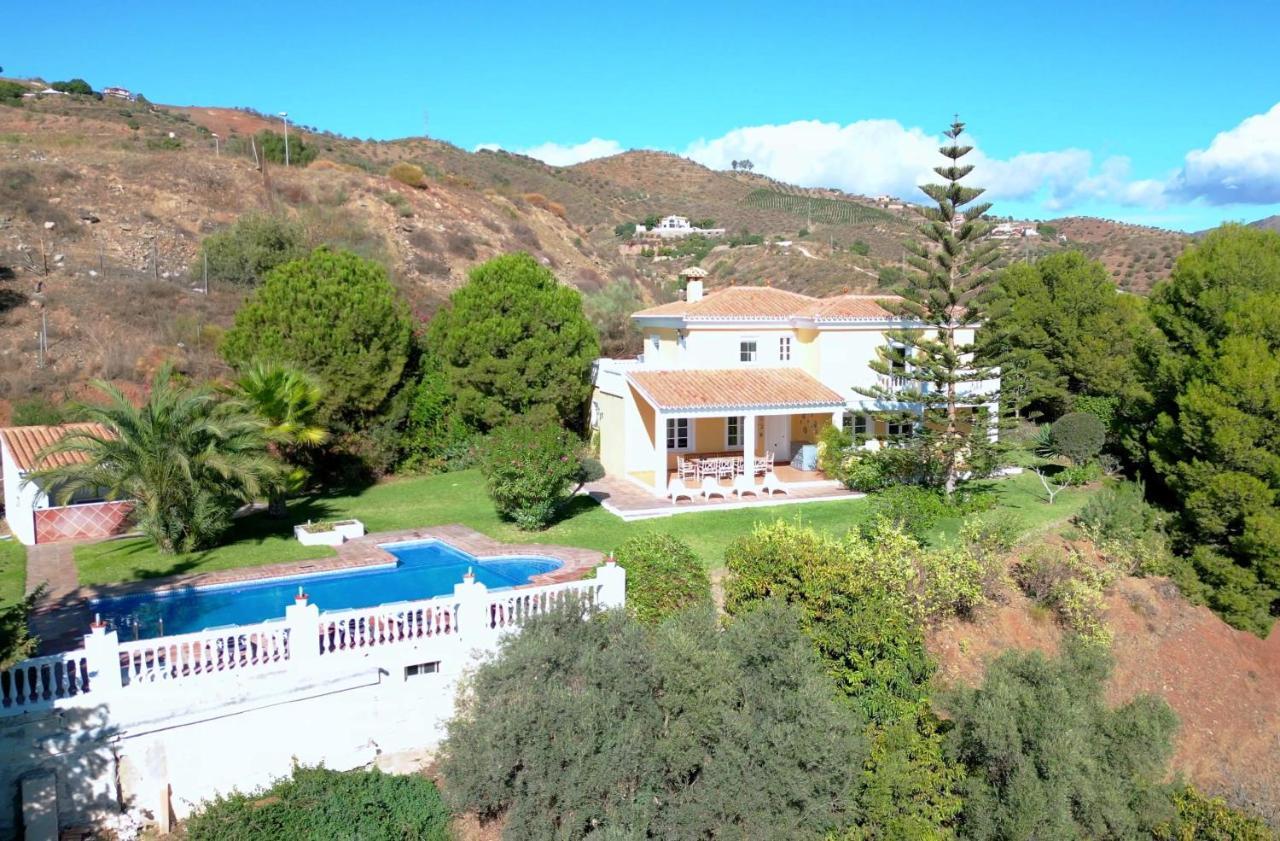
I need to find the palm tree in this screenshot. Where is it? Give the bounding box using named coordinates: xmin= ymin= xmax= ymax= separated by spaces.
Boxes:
xmin=226 ymin=362 xmax=328 ymax=517
xmin=30 ymin=367 xmax=279 ymax=554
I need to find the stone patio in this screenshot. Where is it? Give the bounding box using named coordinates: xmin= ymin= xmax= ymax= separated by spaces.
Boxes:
xmin=585 ymin=473 xmax=862 ymax=522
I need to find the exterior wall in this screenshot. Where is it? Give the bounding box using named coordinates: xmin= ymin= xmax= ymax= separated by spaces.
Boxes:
xmin=683 ymin=326 xmax=798 ymax=370
xmin=0 ymin=567 xmax=626 ymax=836
xmin=640 ymin=327 xmax=682 ymax=367
xmin=815 ymin=327 xmax=891 ymax=405
xmin=2 ymin=439 xmax=41 ymax=546
xmin=624 ymin=384 xmax=657 ymax=474
xmin=593 ymin=389 xmax=627 ymax=478
xmin=790 ymin=412 xmax=828 ymax=446
xmin=35 ymin=501 xmax=134 ymax=544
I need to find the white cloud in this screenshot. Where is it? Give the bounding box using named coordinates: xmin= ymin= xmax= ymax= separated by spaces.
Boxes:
xmin=473 ymin=137 xmax=623 ymax=167
xmin=682 ymin=118 xmax=1172 ymax=210
xmin=1174 ymin=102 xmax=1280 ymax=204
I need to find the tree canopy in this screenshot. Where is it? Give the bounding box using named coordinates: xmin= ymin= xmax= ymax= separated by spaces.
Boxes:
xmin=440 ymin=602 xmax=863 ymax=839
xmin=1143 ymin=225 xmax=1280 ymax=634
xmin=195 ymin=213 xmax=307 ymax=287
xmin=946 ymin=643 xmax=1178 ymax=840
xmin=428 ymin=253 xmax=598 ymax=431
xmin=221 ymin=248 xmax=414 ymax=425
xmin=981 ymin=250 xmax=1153 ymax=418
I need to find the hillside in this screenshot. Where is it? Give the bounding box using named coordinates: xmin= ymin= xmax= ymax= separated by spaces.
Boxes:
xmin=1249 ymin=214 xmax=1280 ymax=233
xmin=0 ymin=80 xmax=1198 ymax=417
xmin=1050 ymin=216 xmax=1193 ymax=291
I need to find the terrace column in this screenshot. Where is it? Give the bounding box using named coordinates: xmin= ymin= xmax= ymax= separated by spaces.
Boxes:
xmin=285 ymin=593 xmax=321 ymax=664
xmin=83 ymin=620 xmax=122 ymax=696
xmin=654 ymin=411 xmax=668 ymax=493
xmin=832 ymin=409 xmax=844 ymax=430
xmin=744 ymin=413 xmax=757 ymax=480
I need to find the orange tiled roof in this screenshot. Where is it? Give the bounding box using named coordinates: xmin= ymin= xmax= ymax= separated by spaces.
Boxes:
xmin=632 ymin=286 xmax=899 ymax=321
xmin=628 ymin=368 xmax=845 ymax=411
xmin=798 ymin=294 xmax=900 ymax=320
xmin=0 ymin=423 xmax=113 ymax=472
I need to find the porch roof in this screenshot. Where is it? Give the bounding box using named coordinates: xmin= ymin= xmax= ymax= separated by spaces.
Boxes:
xmin=627 ymin=368 xmax=845 ymax=413
xmin=0 ymin=423 xmax=112 ymax=472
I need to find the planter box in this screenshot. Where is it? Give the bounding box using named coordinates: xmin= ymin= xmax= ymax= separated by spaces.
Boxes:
xmin=294 ymin=519 xmax=365 ymax=547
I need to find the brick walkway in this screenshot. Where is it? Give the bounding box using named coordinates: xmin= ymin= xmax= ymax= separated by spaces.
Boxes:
xmin=25 ymin=542 xmax=92 ymax=654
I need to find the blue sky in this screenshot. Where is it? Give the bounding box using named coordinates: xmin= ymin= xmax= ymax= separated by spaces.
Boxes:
xmin=7 ymin=0 xmax=1280 ymax=230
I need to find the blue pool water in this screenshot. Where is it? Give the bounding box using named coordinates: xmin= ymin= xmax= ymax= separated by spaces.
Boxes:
xmin=91 ymin=540 xmax=561 ymax=639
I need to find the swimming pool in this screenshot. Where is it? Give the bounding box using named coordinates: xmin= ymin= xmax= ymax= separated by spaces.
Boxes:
xmin=91 ymin=540 xmax=562 ymax=639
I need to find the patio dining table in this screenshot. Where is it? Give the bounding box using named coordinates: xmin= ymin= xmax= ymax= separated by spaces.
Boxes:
xmin=683 ymin=452 xmax=771 ymax=479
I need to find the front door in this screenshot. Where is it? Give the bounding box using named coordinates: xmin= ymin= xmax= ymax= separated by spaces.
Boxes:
xmin=763 ymin=415 xmax=791 ymax=461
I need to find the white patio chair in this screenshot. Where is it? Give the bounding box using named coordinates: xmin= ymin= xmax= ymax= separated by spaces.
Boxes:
xmin=760 ymin=471 xmax=790 ymax=496
xmin=700 ymin=476 xmax=727 ymax=500
xmin=668 ymin=477 xmax=695 ymax=504
xmin=677 ymin=456 xmax=698 ymax=483
xmin=733 ymin=474 xmax=759 ymax=498
xmin=715 ymin=457 xmax=734 ymax=481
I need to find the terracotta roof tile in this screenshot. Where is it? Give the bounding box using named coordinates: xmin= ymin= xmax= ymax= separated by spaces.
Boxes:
xmin=798 ymin=294 xmax=900 ymax=320
xmin=632 ymin=286 xmax=901 ymax=321
xmin=633 ymin=286 xmax=818 ymax=320
xmin=0 ymin=423 xmax=113 ymax=472
xmin=627 ymin=368 xmax=845 ymax=411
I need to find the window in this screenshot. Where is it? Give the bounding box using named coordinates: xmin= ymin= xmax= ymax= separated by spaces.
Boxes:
xmin=778 ymin=336 xmax=791 ymax=361
xmin=666 ymin=417 xmax=689 ymax=450
xmin=727 ymin=416 xmax=744 ymax=448
xmin=739 ymin=340 xmax=758 ymax=363
xmin=887 ymin=419 xmax=914 ymax=437
xmin=843 ymin=414 xmax=869 ymax=437
xmin=405 ymin=661 xmax=441 ymax=679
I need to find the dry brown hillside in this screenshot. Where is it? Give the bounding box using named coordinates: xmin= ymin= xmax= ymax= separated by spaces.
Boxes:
xmin=1051 ymin=216 xmax=1192 ymax=291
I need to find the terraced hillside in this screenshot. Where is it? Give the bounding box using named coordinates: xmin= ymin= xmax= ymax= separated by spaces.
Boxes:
xmin=1051 ymin=216 xmax=1193 ymax=291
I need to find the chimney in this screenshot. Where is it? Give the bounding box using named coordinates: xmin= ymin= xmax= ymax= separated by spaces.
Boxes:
xmin=686 ymin=278 xmax=704 ymax=302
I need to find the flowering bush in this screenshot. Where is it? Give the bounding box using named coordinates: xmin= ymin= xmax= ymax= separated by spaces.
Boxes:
xmin=480 ymin=417 xmax=581 ymax=530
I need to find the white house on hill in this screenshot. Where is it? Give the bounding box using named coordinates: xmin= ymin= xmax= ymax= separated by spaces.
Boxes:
xmin=635 ymin=216 xmax=726 ymax=239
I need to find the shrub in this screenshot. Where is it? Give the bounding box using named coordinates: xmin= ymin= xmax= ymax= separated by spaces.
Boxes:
xmin=195 ymin=213 xmax=307 ymax=287
xmin=256 ymin=129 xmax=317 ymax=166
xmin=613 ymin=221 xmax=636 ymax=238
xmin=1060 ymin=460 xmax=1103 ymax=486
xmin=849 ymin=239 xmax=871 ymax=256
xmin=387 ymin=162 xmax=426 ymax=188
xmin=11 ymin=395 xmax=70 ymax=426
xmin=1157 ymin=786 xmax=1276 ymax=841
xmin=51 ymin=78 xmax=93 ymax=95
xmin=480 ymin=416 xmax=581 ymax=529
xmin=184 ymin=765 xmax=450 ymax=841
xmin=440 ymin=603 xmax=863 ymax=839
xmin=1071 ymin=394 xmax=1118 ymax=434
xmin=1077 ymin=480 xmax=1172 ymax=575
xmin=1050 ymin=411 xmax=1106 ymax=465
xmin=1013 ymin=544 xmax=1117 ymax=644
xmin=946 ymin=644 xmax=1179 ymax=839
xmin=868 ymin=485 xmax=950 ymax=541
xmin=611 ymin=534 xmax=710 ymax=624
xmin=0 ymin=81 xmax=27 ymax=102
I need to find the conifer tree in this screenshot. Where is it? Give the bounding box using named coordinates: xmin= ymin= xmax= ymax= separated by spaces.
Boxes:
xmin=860 ymin=118 xmax=1002 ymax=496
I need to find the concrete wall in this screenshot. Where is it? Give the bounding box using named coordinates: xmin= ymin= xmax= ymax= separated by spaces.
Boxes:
xmin=0 ymin=567 xmax=626 ymax=837
xmin=593 ymin=390 xmax=626 ymax=477
xmin=2 ymin=438 xmax=40 ymax=546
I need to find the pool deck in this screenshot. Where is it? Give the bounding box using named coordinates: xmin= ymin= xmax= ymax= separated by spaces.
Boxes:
xmin=32 ymin=525 xmax=606 ymax=653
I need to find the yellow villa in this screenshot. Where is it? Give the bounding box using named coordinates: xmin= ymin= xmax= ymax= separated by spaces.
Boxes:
xmin=590 ymin=271 xmax=999 ymax=502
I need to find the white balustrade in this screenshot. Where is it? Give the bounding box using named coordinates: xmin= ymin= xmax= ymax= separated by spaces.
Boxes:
xmin=0 ymin=650 xmax=92 ymax=710
xmin=117 ymin=621 xmax=290 ymax=688
xmin=317 ymin=597 xmax=458 ymax=656
xmin=483 ymin=579 xmax=605 ymax=631
xmin=0 ymin=560 xmax=627 ymax=717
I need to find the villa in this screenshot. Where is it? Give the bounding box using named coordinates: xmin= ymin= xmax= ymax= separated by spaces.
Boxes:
xmin=591 ymin=269 xmax=999 ymax=506
xmin=634 ymin=215 xmax=727 ymax=239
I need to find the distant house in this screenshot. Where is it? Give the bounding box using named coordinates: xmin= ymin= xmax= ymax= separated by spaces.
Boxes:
xmin=634 ymin=215 xmax=726 ymax=239
xmin=102 ymin=86 xmax=134 ymax=101
xmin=0 ymin=424 xmax=134 ymax=545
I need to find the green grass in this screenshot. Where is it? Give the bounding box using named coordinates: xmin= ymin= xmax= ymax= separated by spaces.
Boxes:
xmin=74 ymin=469 xmax=1098 ymax=586
xmin=0 ymin=539 xmax=26 ymax=604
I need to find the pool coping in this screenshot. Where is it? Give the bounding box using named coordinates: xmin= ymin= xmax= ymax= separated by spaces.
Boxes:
xmin=75 ymin=524 xmax=605 ymax=605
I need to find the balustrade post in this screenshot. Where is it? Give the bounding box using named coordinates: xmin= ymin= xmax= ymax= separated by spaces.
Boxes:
xmin=452 ymin=571 xmax=490 ymax=647
xmin=596 ymin=557 xmax=627 ymax=610
xmin=285 ymin=592 xmax=321 ymax=665
xmin=83 ymin=618 xmax=122 ymax=696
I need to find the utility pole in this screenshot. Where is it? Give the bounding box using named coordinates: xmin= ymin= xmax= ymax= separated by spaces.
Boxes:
xmin=203 ymin=252 xmax=209 ymax=294
xmin=37 ymin=311 xmax=47 ymax=368
xmin=278 ymin=111 xmax=290 ymax=166
xmin=212 ymin=132 xmax=220 ymax=156
xmin=151 ymin=239 xmax=158 ymax=281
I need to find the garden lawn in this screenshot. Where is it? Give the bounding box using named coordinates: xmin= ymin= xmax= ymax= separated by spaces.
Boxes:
xmin=75 ymin=469 xmax=1097 ymax=587
xmin=0 ymin=539 xmax=25 ymax=604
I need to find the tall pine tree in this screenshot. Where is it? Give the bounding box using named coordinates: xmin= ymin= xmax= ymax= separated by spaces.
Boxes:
xmin=860 ymin=118 xmax=1002 ymax=496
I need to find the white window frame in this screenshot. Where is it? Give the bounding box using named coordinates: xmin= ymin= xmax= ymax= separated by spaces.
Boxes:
xmin=778 ymin=336 xmax=792 ymax=362
xmin=843 ymin=413 xmax=869 ymax=437
xmin=666 ymin=417 xmax=691 ymax=451
xmin=726 ymin=415 xmax=744 ymax=449
xmin=739 ymin=338 xmax=758 ymax=363
xmin=887 ymin=419 xmax=914 ymax=438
